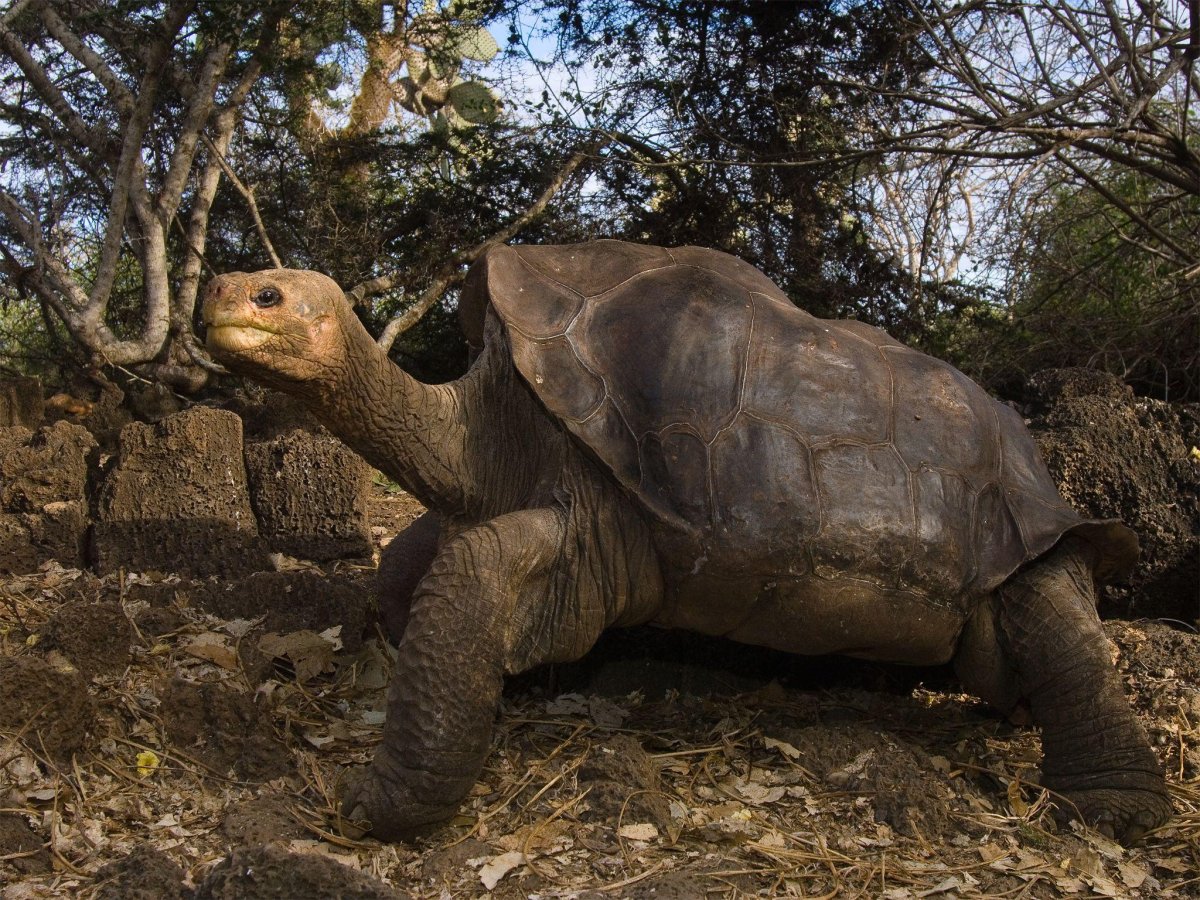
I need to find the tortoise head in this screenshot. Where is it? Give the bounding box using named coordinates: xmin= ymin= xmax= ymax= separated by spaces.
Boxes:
xmin=202 ymin=269 xmax=354 ymax=389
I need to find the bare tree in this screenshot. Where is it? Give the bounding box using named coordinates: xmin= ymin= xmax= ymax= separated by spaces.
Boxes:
xmin=853 ymin=0 xmax=1199 ymax=282
xmin=0 ymin=1 xmax=290 ymax=389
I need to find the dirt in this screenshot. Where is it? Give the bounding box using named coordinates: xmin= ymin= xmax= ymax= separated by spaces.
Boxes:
xmin=1 ymin=482 xmax=1198 ymax=898
xmin=41 ymin=601 xmax=132 ymax=679
xmin=219 ymin=797 xmax=309 ymax=846
xmin=194 ymin=571 xmax=375 ymax=654
xmin=369 ymin=481 xmax=427 ymax=545
xmin=0 ymin=814 xmax=51 ymax=875
xmin=1027 ymin=367 xmax=1200 ymax=620
xmin=91 ymin=845 xmax=187 ymax=900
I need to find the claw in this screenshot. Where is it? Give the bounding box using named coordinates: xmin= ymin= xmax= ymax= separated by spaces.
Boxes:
xmin=1053 ymin=785 xmax=1172 ymax=846
xmin=1123 ymin=822 xmax=1147 ymax=845
xmin=335 ymin=761 xmax=460 ymax=842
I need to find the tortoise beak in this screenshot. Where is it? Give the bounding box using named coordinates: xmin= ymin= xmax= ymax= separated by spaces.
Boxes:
xmin=202 ymin=274 xmax=279 ymax=353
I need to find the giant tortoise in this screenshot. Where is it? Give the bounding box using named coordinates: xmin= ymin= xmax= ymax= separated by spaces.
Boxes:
xmin=202 ymin=240 xmax=1171 ymax=843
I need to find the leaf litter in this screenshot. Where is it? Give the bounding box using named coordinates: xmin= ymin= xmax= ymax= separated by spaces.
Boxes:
xmin=0 ymin=504 xmax=1198 ymax=897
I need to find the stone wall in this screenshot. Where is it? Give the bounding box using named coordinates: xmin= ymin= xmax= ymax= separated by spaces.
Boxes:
xmin=0 ymin=379 xmax=373 ymax=579
xmin=0 ymin=422 xmax=95 ymax=573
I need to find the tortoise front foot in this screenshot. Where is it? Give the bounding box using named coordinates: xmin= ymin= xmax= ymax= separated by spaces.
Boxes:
xmin=1051 ymin=781 xmax=1173 ymax=845
xmin=339 ymin=752 xmax=461 ymax=842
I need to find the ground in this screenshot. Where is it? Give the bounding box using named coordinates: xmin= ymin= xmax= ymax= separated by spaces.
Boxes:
xmin=1 ymin=483 xmax=1198 ymax=899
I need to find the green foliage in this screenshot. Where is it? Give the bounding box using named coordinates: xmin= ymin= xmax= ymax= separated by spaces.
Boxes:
xmin=509 ymin=0 xmax=933 ymax=331
xmin=0 ymin=288 xmax=66 ymax=381
xmin=941 ymin=169 xmax=1199 ymax=400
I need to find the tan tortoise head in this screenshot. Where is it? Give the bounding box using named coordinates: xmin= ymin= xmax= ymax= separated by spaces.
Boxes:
xmin=202 ymin=269 xmax=356 ymax=389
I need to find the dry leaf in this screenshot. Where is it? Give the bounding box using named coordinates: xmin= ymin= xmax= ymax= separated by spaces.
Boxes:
xmin=733 ymin=778 xmax=786 ymax=805
xmin=259 ymin=630 xmax=337 ymax=682
xmin=763 ymin=736 xmax=800 ymax=759
xmin=618 ymin=823 xmax=659 ymax=841
xmin=977 ymin=843 xmax=1007 ymax=863
xmin=545 ymin=693 xmax=589 ymax=716
xmin=268 ymin=552 xmax=320 ymax=572
xmin=183 ymin=632 xmax=239 ymax=670
xmin=478 ymin=850 xmax=525 ymax=890
xmin=1117 ymin=861 xmax=1148 ymax=888
xmin=1006 ymin=777 xmax=1028 ymax=816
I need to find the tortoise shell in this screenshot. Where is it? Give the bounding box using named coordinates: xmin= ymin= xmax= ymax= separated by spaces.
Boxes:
xmin=465 ymin=240 xmax=1135 ymax=605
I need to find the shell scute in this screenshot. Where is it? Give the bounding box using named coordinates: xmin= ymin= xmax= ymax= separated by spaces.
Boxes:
xmin=889 ymin=348 xmax=998 ymax=486
xmin=667 ymin=245 xmax=791 ymax=301
xmin=638 ymin=430 xmax=711 ymax=530
xmin=974 ymin=483 xmax=1028 ymax=583
xmin=710 ymin=418 xmax=819 ymax=574
xmin=485 ymin=247 xmax=584 ymax=339
xmin=516 ymin=241 xmax=672 ymax=297
xmin=907 ymin=468 xmax=976 ymax=593
xmin=507 ymin=332 xmax=605 ymax=423
xmin=574 ymin=265 xmax=750 ymax=443
xmin=741 ymin=295 xmax=891 ymax=446
xmin=811 ymin=443 xmax=915 ymax=581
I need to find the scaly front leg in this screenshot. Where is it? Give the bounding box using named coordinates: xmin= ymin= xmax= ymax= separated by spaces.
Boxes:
xmin=342 ymin=505 xmax=622 ymax=839
xmin=375 ymin=510 xmax=442 ymax=644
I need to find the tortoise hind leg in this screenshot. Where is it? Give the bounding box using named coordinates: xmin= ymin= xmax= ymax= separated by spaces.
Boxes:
xmin=956 ymin=536 xmax=1171 ymax=844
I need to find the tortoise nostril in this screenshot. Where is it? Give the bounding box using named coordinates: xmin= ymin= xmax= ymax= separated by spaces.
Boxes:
xmin=253 ymin=288 xmax=282 ymax=309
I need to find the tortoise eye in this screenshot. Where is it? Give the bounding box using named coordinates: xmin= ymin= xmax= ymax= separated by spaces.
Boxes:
xmin=252 ymin=288 xmax=282 ymax=309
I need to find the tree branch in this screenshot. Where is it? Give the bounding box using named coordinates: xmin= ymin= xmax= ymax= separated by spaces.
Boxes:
xmin=360 ymin=143 xmax=602 ymax=352
xmin=157 ymin=38 xmax=233 ymax=223
xmin=0 ymin=17 xmax=112 ymax=157
xmin=35 ymin=1 xmax=135 ymax=119
xmin=200 ymin=133 xmax=283 ymax=268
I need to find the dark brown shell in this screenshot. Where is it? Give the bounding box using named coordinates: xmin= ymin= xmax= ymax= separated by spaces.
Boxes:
xmin=469 ymin=240 xmax=1136 ymax=601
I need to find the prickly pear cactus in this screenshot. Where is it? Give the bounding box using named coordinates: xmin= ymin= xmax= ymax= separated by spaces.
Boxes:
xmin=396 ymin=0 xmax=501 ymax=125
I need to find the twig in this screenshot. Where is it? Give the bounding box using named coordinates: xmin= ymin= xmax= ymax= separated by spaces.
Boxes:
xmin=353 ymin=141 xmax=605 ymax=351
xmin=201 ymin=133 xmax=283 ymax=268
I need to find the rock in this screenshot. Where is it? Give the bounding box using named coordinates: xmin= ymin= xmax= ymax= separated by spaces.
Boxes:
xmin=0 ymin=501 xmax=89 ymax=575
xmin=92 ymin=407 xmax=269 ymax=578
xmin=195 ymin=844 xmax=409 ymax=899
xmin=0 ymin=421 xmax=94 ymax=512
xmin=227 ymin=389 xmax=321 ymax=441
xmin=128 ymin=382 xmax=183 ymax=423
xmin=0 ymin=422 xmax=96 ymax=573
xmin=92 ymin=845 xmax=187 ymax=900
xmin=0 ymin=376 xmax=44 ymax=429
xmin=1028 ymin=367 xmax=1199 ymax=620
xmin=245 ymin=428 xmax=372 ymax=561
xmin=42 ymin=602 xmax=133 ymax=680
xmin=160 ymin=678 xmax=290 ymax=782
xmin=0 ymin=656 xmax=93 ymax=760
xmin=576 ymin=733 xmax=672 ymax=831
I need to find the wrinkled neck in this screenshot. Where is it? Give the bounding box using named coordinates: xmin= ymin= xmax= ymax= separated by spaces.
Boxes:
xmin=300 ymin=310 xmax=565 ymax=522
xmin=311 ymin=317 xmax=471 ymax=513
